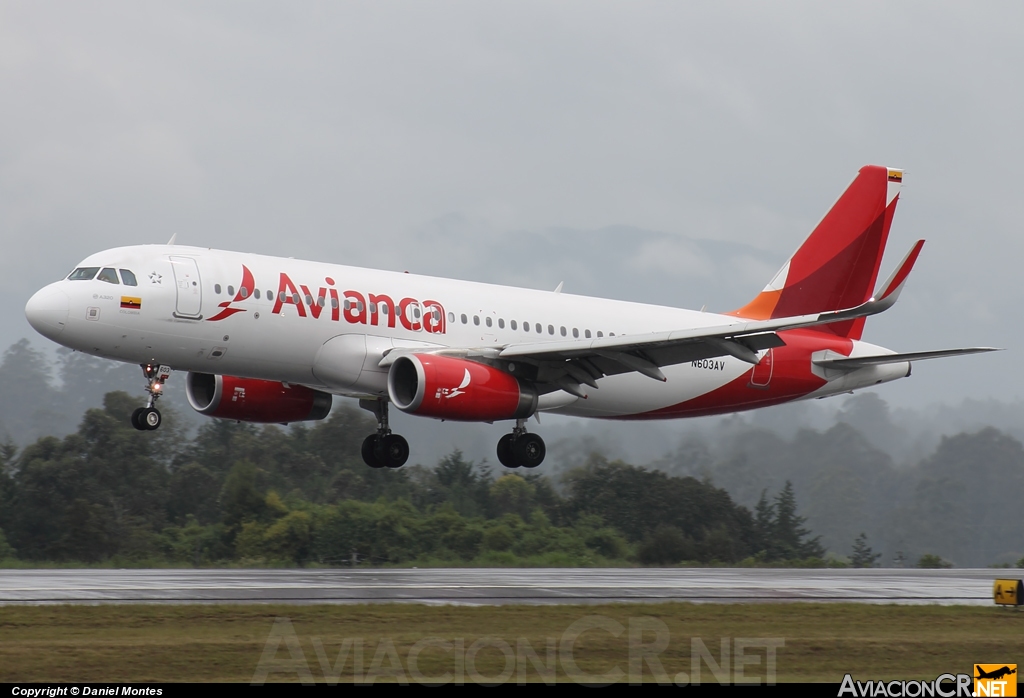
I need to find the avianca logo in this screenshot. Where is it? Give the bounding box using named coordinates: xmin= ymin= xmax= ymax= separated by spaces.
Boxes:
xmin=208 ymin=267 xmax=447 ymax=335
xmin=208 ymin=265 xmax=255 ymax=321
xmin=436 ymin=369 xmax=471 ymax=400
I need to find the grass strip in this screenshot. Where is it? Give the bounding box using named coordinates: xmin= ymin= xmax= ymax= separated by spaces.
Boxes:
xmin=0 ymin=602 xmax=1021 ymax=683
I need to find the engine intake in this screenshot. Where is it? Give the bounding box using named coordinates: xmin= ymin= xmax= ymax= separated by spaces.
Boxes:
xmin=388 ymin=354 xmax=537 ymax=421
xmin=185 ymin=372 xmax=332 ymax=424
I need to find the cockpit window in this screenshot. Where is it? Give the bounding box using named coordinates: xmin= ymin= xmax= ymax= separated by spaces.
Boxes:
xmin=119 ymin=269 xmax=138 ymax=286
xmin=68 ymin=267 xmax=100 ymax=281
xmin=97 ymin=268 xmax=120 ymax=284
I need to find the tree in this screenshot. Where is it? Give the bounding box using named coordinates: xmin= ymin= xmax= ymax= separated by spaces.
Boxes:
xmin=563 ymin=458 xmax=755 ymax=562
xmin=772 ymin=481 xmax=825 ymax=560
xmin=0 ymin=528 xmax=16 ymax=560
xmin=917 ymin=553 xmax=952 ymax=569
xmin=850 ymin=532 xmax=881 ymax=568
xmin=490 ymin=474 xmax=535 ymax=519
xmin=752 ymin=489 xmax=775 ymax=555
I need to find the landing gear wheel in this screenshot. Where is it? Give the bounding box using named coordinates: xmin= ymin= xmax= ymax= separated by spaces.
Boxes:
xmin=512 ymin=433 xmax=546 ymax=468
xmin=358 ymin=399 xmax=410 ymax=470
xmin=134 ymin=364 xmax=170 ymax=431
xmin=497 ymin=434 xmax=517 ymax=468
xmin=130 ymin=408 xmax=146 ymax=431
xmin=377 ymin=434 xmax=410 ymax=469
xmin=141 ymin=407 xmax=162 ymax=431
xmin=361 ymin=435 xmax=384 ymax=468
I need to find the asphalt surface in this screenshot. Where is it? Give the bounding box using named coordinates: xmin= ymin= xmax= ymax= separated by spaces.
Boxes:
xmin=0 ymin=568 xmax=1005 ymax=605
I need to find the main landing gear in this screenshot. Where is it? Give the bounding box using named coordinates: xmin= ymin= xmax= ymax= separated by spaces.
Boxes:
xmin=131 ymin=363 xmax=170 ymax=431
xmin=359 ymin=399 xmax=409 ymax=469
xmin=496 ymin=419 xmax=546 ymax=469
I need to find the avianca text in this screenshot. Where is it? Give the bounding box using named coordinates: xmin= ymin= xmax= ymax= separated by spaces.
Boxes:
xmin=271 ymin=273 xmax=447 ymax=334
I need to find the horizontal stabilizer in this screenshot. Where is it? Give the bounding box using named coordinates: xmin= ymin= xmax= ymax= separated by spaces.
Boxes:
xmin=814 ymin=347 xmax=1001 ymax=370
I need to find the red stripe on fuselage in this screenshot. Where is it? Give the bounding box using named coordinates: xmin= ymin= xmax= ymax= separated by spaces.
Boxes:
xmin=612 ymin=329 xmax=853 ymax=420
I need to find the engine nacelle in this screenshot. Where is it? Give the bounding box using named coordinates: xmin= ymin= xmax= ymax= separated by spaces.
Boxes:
xmin=185 ymin=372 xmax=332 ymax=424
xmin=388 ymin=354 xmax=537 ymax=421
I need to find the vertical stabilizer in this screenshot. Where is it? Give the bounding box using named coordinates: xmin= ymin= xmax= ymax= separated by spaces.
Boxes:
xmin=730 ymin=165 xmax=902 ymax=339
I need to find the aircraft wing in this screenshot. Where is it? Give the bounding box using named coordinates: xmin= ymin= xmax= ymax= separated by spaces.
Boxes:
xmin=379 ymin=242 xmax=939 ymax=396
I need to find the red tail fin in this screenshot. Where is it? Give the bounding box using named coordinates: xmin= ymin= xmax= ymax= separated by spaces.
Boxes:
xmin=730 ymin=165 xmax=902 ymax=339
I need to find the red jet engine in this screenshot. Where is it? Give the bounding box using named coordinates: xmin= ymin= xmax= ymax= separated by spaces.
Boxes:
xmin=388 ymin=354 xmax=537 ymax=421
xmin=185 ymin=372 xmax=332 ymax=423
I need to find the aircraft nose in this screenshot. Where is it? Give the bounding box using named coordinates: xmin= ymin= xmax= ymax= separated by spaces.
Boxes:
xmin=25 ymin=285 xmax=70 ymax=340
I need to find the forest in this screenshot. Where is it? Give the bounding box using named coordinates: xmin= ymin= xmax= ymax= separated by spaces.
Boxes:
xmin=0 ymin=339 xmax=1022 ymax=568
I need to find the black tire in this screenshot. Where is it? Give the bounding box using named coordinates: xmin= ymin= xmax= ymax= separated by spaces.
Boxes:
xmin=512 ymin=432 xmax=546 ymax=468
xmin=130 ymin=408 xmax=145 ymax=431
xmin=361 ymin=435 xmax=383 ymax=468
xmin=142 ymin=407 xmax=161 ymax=431
xmin=497 ymin=433 xmax=517 ymax=467
xmin=378 ymin=434 xmax=410 ymax=469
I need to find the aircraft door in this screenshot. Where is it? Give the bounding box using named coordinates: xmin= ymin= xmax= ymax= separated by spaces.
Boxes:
xmin=169 ymin=256 xmax=203 ymax=319
xmin=749 ymin=348 xmax=773 ymax=388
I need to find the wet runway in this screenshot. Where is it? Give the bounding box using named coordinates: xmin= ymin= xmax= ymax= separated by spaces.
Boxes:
xmin=0 ymin=568 xmax=1002 ymax=605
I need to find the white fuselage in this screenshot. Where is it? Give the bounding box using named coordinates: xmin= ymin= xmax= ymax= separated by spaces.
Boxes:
xmin=25 ymin=245 xmax=908 ymax=420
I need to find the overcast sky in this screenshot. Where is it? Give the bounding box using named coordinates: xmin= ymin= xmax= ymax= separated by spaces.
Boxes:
xmin=1 ymin=2 xmax=1020 ymax=409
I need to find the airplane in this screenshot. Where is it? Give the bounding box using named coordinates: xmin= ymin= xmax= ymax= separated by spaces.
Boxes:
xmin=975 ymin=666 xmax=1016 ymax=681
xmin=24 ymin=165 xmax=997 ymax=469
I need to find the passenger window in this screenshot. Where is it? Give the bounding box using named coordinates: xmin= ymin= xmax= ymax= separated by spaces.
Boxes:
xmin=597 ymin=331 xmax=603 ymax=338
xmin=369 ymin=302 xmax=377 ymax=313
xmin=255 ymin=289 xmax=261 ymax=300
xmin=240 ymin=287 xmax=249 ymax=298
xmin=318 ymin=297 xmax=325 ymax=307
xmin=267 ymin=290 xmax=273 ymax=300
xmin=573 ymin=328 xmax=579 ymax=338
xmin=381 ymin=305 xmax=389 ymax=315
xmin=585 ymin=329 xmax=591 ymax=339
xmin=535 ymin=323 xmax=542 ymax=333
xmin=331 ymin=298 xmax=339 ymax=309
xmin=509 ymin=319 xmax=515 ymax=330
xmin=448 ymin=312 xmax=455 ymax=323
xmin=68 ymin=267 xmax=100 ymax=281
xmin=548 ymin=325 xmax=554 ymax=335
xmin=214 ymin=284 xmax=222 ymax=295
xmin=304 ymin=294 xmax=313 ymax=305
xmin=97 ymin=268 xmax=119 ymax=284
xmin=523 ymin=322 xmax=529 ymax=332
xmin=474 ymin=316 xmax=480 ymax=326
xmin=119 ymin=270 xmax=138 ymax=286
xmin=485 ymin=317 xmax=492 ymax=327
xmin=560 ymin=326 xmax=567 ymax=337
xmin=461 ymin=314 xmax=467 ymax=324
xmin=227 ymin=285 xmax=235 ymax=296
xmin=279 ymin=291 xmax=287 ymax=302
xmin=412 ymin=306 xmax=420 ymax=319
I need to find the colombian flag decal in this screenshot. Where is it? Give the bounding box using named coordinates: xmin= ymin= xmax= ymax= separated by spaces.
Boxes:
xmin=120 ymin=296 xmax=142 ymax=310
xmin=887 ymin=170 xmax=903 ymax=182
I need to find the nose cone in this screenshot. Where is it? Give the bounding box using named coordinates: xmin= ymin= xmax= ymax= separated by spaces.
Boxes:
xmin=25 ymin=285 xmax=70 ymax=341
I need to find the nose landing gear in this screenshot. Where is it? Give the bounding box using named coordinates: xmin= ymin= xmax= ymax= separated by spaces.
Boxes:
xmin=131 ymin=364 xmax=170 ymax=431
xmin=497 ymin=419 xmax=546 ymax=468
xmin=359 ymin=399 xmax=410 ymax=469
